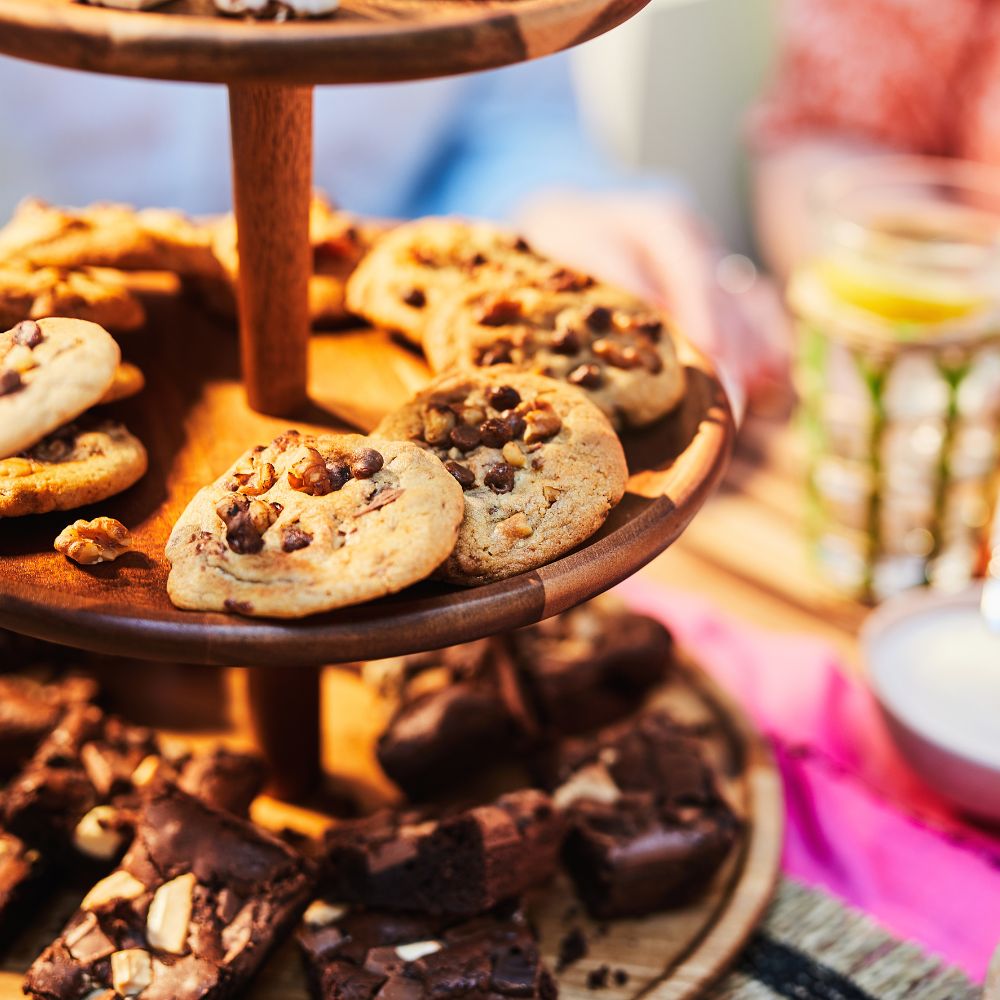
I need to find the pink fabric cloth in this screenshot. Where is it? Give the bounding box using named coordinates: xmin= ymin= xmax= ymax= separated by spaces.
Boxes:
xmin=618 ymin=579 xmax=1000 ymax=982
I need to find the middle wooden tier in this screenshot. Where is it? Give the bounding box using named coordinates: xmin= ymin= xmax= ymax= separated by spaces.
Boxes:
xmin=0 ymin=294 xmax=733 ymax=666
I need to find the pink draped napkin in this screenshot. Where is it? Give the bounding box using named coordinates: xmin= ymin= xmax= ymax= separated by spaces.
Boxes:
xmin=619 ymin=579 xmax=1000 ymax=982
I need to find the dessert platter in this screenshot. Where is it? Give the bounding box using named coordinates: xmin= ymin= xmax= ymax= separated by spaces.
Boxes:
xmin=0 ymin=2 xmax=777 ymax=997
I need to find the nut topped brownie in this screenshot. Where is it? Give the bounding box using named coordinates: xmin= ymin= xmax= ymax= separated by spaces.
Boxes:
xmin=507 ymin=597 xmax=675 ymax=736
xmin=540 ymin=712 xmax=739 ymax=919
xmin=323 ymin=790 xmax=563 ymax=916
xmin=0 ymin=673 xmax=96 ymax=779
xmin=375 ymin=640 xmax=537 ymax=799
xmin=23 ymin=784 xmax=315 ymax=1000
xmin=298 ymin=901 xmax=558 ymax=1000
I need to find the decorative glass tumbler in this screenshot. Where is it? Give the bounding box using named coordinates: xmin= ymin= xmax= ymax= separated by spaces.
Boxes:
xmin=789 ymin=157 xmax=1000 ymax=602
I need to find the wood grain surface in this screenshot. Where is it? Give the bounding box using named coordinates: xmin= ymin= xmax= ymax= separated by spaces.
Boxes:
xmin=0 ymin=294 xmax=734 ymax=668
xmin=0 ymin=0 xmax=651 ymax=85
xmin=229 ymin=83 xmax=313 ymax=415
xmin=0 ymin=655 xmax=782 ymax=1000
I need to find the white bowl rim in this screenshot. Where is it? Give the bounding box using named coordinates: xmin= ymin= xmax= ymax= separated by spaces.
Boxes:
xmin=860 ymin=582 xmax=1000 ymax=775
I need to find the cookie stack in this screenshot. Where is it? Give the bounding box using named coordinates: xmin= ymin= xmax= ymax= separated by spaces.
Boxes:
xmin=0 ymin=318 xmax=148 ymax=518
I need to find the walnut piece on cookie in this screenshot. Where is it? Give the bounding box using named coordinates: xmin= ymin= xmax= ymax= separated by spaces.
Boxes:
xmin=0 ymin=318 xmax=120 ymax=459
xmin=55 ymin=517 xmax=132 ymax=565
xmin=0 ymin=421 xmax=148 ymax=518
xmin=375 ymin=367 xmax=628 ymax=586
xmin=345 ymin=217 xmax=597 ymax=346
xmin=424 ymin=284 xmax=686 ymax=429
xmin=165 ymin=431 xmax=464 ymax=618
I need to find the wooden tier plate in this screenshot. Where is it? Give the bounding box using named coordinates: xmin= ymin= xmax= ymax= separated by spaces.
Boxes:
xmin=0 ymin=292 xmax=733 ymax=667
xmin=0 ymin=654 xmax=783 ymax=1000
xmin=0 ymin=0 xmax=650 ymax=85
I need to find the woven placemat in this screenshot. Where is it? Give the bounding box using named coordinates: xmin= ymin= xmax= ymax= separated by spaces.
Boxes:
xmin=705 ymin=879 xmax=980 ymax=1000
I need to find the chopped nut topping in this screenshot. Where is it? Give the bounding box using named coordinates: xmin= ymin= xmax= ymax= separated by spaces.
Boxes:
xmin=73 ymin=805 xmax=124 ymax=860
xmin=111 ymin=948 xmax=153 ymax=997
xmin=131 ymin=755 xmax=163 ymax=788
xmin=12 ymin=319 xmax=43 ymax=348
xmin=484 ymin=463 xmax=516 ymax=494
xmin=4 ymin=344 xmax=37 ymax=374
xmin=422 ymin=405 xmax=456 ymax=446
xmin=281 ymin=523 xmax=313 ymax=552
xmin=54 ymin=517 xmax=132 ymax=565
xmin=523 ymin=407 xmax=562 ymax=443
xmin=553 ymin=762 xmax=621 ymax=810
xmin=146 ymin=872 xmax=196 ymax=955
xmin=350 ymin=447 xmax=384 ymax=479
xmin=82 ymin=870 xmax=146 ymax=910
xmin=288 ymin=447 xmax=349 ymax=496
xmin=215 ymin=494 xmax=277 ymax=555
xmin=479 ymin=417 xmax=514 ymax=449
xmin=592 ymin=338 xmax=642 ymax=369
xmin=501 ymin=441 xmax=526 ymax=468
xmin=449 ymin=424 xmax=481 ymax=452
xmin=396 ymin=940 xmax=443 ymax=962
xmin=444 ymin=460 xmax=475 ymax=490
xmin=542 ymin=485 xmax=561 ymax=505
xmin=229 ymin=455 xmax=276 ymax=496
xmin=497 ymin=512 xmax=533 ymax=540
xmin=0 ymin=369 xmax=22 ymax=396
xmin=477 ymin=298 xmax=523 ymax=327
xmin=402 ymin=287 xmax=426 ymax=308
xmin=304 ymin=900 xmax=348 ymax=927
xmin=486 ymin=385 xmax=521 ymax=411
xmin=567 ymin=363 xmax=603 ymax=389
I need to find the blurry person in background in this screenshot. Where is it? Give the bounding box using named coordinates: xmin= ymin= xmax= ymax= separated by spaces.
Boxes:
xmin=0 ymin=52 xmax=785 ymax=418
xmin=751 ymin=0 xmax=1000 ymax=284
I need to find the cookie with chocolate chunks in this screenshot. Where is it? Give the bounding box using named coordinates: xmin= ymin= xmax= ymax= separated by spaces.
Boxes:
xmin=376 ymin=368 xmax=627 ymax=585
xmin=346 ymin=217 xmax=596 ymax=346
xmin=424 ymin=284 xmax=685 ymax=429
xmin=166 ymin=431 xmax=465 ymax=617
xmin=298 ymin=902 xmax=558 ymax=1000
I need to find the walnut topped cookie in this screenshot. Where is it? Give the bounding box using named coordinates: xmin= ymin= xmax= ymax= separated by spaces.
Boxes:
xmin=0 ymin=318 xmax=121 ymax=459
xmin=345 ymin=217 xmax=597 ymax=346
xmin=0 ymin=420 xmax=148 ymax=518
xmin=424 ymin=284 xmax=686 ymax=429
xmin=375 ymin=368 xmax=628 ymax=585
xmin=166 ymin=431 xmax=465 ymax=618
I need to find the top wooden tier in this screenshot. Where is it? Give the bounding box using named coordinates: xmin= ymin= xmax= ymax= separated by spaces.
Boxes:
xmin=0 ymin=0 xmax=650 ymax=85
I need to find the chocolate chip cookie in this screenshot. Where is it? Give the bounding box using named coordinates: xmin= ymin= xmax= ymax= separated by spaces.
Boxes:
xmin=375 ymin=368 xmax=628 ymax=585
xmin=346 ymin=218 xmax=597 ymax=346
xmin=0 ymin=198 xmax=221 ymax=278
xmin=424 ymin=285 xmax=686 ymax=429
xmin=0 ymin=420 xmax=148 ymax=517
xmin=0 ymin=263 xmax=146 ymax=333
xmin=0 ymin=318 xmax=121 ymax=459
xmin=166 ymin=430 xmax=465 ymax=618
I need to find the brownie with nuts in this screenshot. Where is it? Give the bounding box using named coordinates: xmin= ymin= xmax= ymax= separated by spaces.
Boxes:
xmin=3 ymin=703 xmax=265 ymax=863
xmin=375 ymin=640 xmax=536 ymax=799
xmin=540 ymin=713 xmax=739 ymax=918
xmin=0 ymin=673 xmax=96 ymax=779
xmin=298 ymin=900 xmax=558 ymax=1000
xmin=507 ymin=600 xmax=675 ymax=735
xmin=23 ymin=783 xmax=315 ymax=1000
xmin=323 ymin=789 xmax=563 ymax=916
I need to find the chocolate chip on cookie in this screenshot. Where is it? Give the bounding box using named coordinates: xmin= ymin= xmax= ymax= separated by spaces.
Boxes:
xmin=444 ymin=460 xmax=476 ymax=490
xmin=350 ymin=447 xmax=384 ymax=479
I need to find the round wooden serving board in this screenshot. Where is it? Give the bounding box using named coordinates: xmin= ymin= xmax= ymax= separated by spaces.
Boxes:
xmin=0 ymin=0 xmax=651 ymax=85
xmin=0 ymin=655 xmax=783 ymax=1000
xmin=0 ymin=291 xmax=733 ymax=667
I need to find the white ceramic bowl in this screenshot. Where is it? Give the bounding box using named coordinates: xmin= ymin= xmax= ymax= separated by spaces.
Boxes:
xmin=861 ymin=584 xmax=1000 ymax=825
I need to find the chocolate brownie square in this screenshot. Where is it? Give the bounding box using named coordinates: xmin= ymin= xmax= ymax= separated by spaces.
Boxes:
xmin=541 ymin=712 xmax=738 ymax=918
xmin=508 ymin=600 xmax=674 ymax=735
xmin=323 ymin=789 xmax=563 ymax=916
xmin=0 ymin=674 xmax=96 ymax=779
xmin=375 ymin=642 xmax=536 ymax=799
xmin=298 ymin=902 xmax=557 ymax=1000
xmin=23 ymin=784 xmax=315 ymax=1000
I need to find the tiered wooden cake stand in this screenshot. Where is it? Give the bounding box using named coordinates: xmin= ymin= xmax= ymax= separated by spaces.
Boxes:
xmin=0 ymin=5 xmax=778 ymax=996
